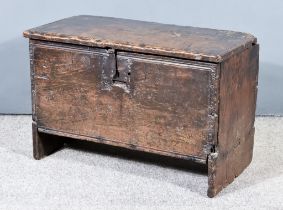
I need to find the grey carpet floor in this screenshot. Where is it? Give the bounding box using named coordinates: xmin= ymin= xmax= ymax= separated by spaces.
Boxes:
xmin=0 ymin=115 xmax=282 ymax=209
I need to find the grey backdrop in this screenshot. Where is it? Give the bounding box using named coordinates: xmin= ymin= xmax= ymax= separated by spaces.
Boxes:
xmin=0 ymin=0 xmax=282 ymax=115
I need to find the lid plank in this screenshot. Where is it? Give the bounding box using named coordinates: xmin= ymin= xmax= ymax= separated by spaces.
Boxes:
xmin=24 ymin=15 xmax=256 ymax=63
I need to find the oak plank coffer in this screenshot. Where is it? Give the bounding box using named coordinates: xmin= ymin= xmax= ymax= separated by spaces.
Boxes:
xmin=23 ymin=15 xmax=259 ymax=197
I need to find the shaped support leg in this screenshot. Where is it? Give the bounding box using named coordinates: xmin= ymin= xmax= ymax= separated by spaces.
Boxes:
xmin=207 ymin=129 xmax=254 ymax=197
xmin=32 ymin=122 xmax=64 ymax=160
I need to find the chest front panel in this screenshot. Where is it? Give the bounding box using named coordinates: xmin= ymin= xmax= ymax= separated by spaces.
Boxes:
xmin=31 ymin=41 xmax=218 ymax=160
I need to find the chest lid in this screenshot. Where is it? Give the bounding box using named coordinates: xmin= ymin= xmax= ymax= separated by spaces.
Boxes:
xmin=23 ymin=15 xmax=256 ymax=63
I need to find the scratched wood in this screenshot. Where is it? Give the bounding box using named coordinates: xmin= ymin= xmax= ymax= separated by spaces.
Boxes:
xmin=31 ymin=40 xmax=218 ymax=160
xmin=24 ymin=15 xmax=256 ymax=63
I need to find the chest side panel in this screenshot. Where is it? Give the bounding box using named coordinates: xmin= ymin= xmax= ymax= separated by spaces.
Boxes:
xmin=31 ymin=42 xmax=218 ymax=160
xmin=208 ymin=45 xmax=259 ymax=197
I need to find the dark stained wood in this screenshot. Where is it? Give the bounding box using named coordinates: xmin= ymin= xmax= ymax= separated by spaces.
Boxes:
xmin=31 ymin=40 xmax=218 ymax=161
xmin=23 ymin=15 xmax=256 ymax=63
xmin=32 ymin=121 xmax=64 ymax=160
xmin=207 ymin=44 xmax=259 ymax=197
xmin=24 ymin=16 xmax=259 ymax=198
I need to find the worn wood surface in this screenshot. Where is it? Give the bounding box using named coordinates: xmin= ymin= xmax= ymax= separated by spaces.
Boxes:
xmin=23 ymin=15 xmax=256 ymax=63
xmin=207 ymin=44 xmax=259 ymax=197
xmin=30 ymin=40 xmax=218 ymax=161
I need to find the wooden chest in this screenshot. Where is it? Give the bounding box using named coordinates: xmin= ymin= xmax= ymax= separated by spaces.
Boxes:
xmin=23 ymin=15 xmax=259 ymax=197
